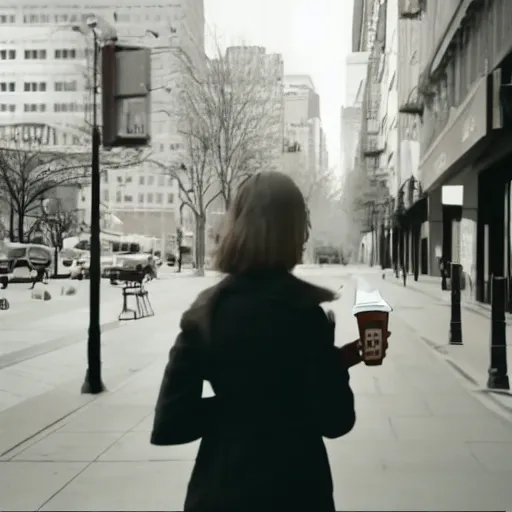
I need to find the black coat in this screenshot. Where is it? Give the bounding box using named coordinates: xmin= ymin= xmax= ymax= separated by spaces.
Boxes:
xmin=151 ymin=270 xmax=356 ymax=512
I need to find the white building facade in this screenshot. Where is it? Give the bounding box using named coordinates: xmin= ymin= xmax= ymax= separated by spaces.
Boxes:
xmin=0 ymin=0 xmax=205 ymax=250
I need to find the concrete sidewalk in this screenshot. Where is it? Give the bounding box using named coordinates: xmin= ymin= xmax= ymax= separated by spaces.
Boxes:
xmin=0 ymin=276 xmax=221 ymax=414
xmin=1 ymin=273 xmax=512 ymax=511
xmin=372 ymin=272 xmax=512 ymax=410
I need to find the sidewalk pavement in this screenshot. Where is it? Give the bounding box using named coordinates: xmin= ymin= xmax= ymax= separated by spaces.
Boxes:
xmin=0 ymin=276 xmax=221 ymax=414
xmin=371 ymin=271 xmax=512 ymax=412
xmin=2 ymin=271 xmax=512 ymax=511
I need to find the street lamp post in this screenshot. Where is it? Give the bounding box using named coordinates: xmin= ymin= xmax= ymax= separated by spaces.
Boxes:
xmin=81 ymin=27 xmax=104 ymax=394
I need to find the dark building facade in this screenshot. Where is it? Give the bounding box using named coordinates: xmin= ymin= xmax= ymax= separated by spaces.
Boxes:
xmin=416 ymin=0 xmax=512 ymax=308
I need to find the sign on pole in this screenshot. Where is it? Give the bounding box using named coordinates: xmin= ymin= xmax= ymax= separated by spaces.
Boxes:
xmin=101 ymin=44 xmax=151 ymax=148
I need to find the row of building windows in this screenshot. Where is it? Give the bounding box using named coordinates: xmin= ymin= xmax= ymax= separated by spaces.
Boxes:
xmin=0 ymin=102 xmax=92 ymax=114
xmin=115 ymin=174 xmax=174 ymax=187
xmin=0 ymin=81 xmax=78 ymax=92
xmin=0 ymin=49 xmax=80 ymax=60
xmin=108 ymin=190 xmax=175 ymax=204
xmin=0 ymin=13 xmax=84 ymax=24
xmin=24 ymin=104 xmax=46 ymax=112
xmin=0 ymin=11 xmax=181 ymax=25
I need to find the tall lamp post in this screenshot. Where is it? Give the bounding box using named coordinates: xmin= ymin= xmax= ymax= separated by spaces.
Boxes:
xmin=72 ymin=17 xmax=156 ymax=394
xmin=72 ymin=21 xmax=105 ymax=393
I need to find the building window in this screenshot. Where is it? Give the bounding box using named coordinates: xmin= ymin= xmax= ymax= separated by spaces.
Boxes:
xmin=0 ymin=50 xmax=16 ymax=60
xmin=116 ymin=191 xmax=121 ymax=202
xmin=54 ymin=49 xmax=77 ymax=59
xmin=139 ymin=175 xmax=145 ymax=185
xmin=147 ymin=193 xmax=153 ymax=203
xmin=148 ymin=176 xmax=154 ymax=185
xmin=103 ymin=190 xmax=109 ymax=202
xmin=156 ymin=193 xmax=163 ymax=204
xmin=54 ymin=80 xmax=78 ymax=92
xmin=24 ymin=49 xmax=46 ymax=59
xmin=125 ymin=176 xmax=133 ymax=183
xmin=24 ymin=82 xmax=46 ymax=92
xmin=23 ymin=14 xmax=49 ymax=23
xmin=124 ymin=194 xmax=133 ymax=202
xmin=158 ymin=175 xmax=165 ymax=186
xmin=138 ymin=193 xmax=144 ymax=203
xmin=0 ymin=104 xmax=15 ymax=112
xmin=53 ymin=103 xmax=81 ymax=112
xmin=0 ymin=15 xmax=16 ymax=23
xmin=23 ymin=103 xmax=40 ymax=112
xmin=167 ymin=193 xmax=174 ymax=204
xmin=0 ymin=82 xmax=15 ymax=92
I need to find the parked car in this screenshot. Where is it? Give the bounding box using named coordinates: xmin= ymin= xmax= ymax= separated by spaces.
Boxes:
xmin=2 ymin=242 xmax=53 ymax=284
xmin=70 ymin=253 xmax=121 ymax=280
xmin=109 ymin=253 xmax=156 ymax=284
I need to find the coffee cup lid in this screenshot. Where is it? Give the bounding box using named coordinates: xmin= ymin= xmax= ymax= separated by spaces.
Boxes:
xmin=352 ymin=287 xmax=393 ymax=315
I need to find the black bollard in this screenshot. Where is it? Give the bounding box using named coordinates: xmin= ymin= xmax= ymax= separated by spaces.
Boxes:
xmin=487 ymin=276 xmax=510 ymax=390
xmin=449 ymin=263 xmax=463 ymax=345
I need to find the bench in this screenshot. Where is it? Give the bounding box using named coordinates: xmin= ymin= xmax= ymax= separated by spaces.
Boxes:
xmin=117 ymin=269 xmax=154 ymax=321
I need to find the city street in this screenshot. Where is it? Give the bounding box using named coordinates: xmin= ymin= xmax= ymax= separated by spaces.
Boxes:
xmin=1 ymin=265 xmax=512 ymax=511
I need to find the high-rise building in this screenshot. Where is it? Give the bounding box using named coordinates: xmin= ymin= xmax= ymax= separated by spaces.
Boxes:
xmin=0 ymin=0 xmax=205 ymax=249
xmin=282 ymin=74 xmax=324 ymax=182
xmin=341 ymin=51 xmax=368 ymax=176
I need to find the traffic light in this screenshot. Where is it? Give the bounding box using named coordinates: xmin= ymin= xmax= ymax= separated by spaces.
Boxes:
xmin=101 ymin=43 xmax=151 ymax=148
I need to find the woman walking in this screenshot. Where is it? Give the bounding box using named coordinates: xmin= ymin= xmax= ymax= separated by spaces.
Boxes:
xmin=151 ymin=171 xmax=388 ymax=511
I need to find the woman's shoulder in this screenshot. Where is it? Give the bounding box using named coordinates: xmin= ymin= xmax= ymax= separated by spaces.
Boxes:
xmin=180 ymin=272 xmax=337 ymax=337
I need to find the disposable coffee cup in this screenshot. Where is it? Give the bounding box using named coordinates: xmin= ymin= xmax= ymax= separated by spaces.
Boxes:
xmin=352 ymin=287 xmax=392 ymax=366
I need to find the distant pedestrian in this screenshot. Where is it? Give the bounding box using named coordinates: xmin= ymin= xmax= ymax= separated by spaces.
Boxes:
xmin=151 ymin=171 xmax=390 ymax=512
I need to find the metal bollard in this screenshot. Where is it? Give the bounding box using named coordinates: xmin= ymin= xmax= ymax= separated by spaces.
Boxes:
xmin=487 ymin=276 xmax=510 ymax=390
xmin=449 ymin=263 xmax=463 ymax=345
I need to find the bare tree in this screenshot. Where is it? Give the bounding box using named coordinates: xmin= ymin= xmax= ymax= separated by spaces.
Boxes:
xmin=175 ymin=43 xmax=283 ymax=210
xmin=282 ymin=151 xmax=344 ymax=260
xmin=149 ymin=67 xmax=222 ymax=275
xmin=0 ymin=141 xmax=87 ymax=242
xmin=0 ymin=138 xmax=146 ymax=243
xmin=30 ymin=198 xmax=80 ymax=275
xmin=340 ymin=166 xmax=388 ymax=262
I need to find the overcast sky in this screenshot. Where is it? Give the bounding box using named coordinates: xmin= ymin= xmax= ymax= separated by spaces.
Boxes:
xmin=204 ymin=0 xmax=354 ymax=174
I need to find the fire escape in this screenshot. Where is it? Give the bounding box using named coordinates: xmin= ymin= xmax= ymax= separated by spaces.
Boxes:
xmin=361 ymin=0 xmax=387 ymax=189
xmin=358 ymin=0 xmax=390 ymax=249
xmin=398 ymin=0 xmax=425 ymax=116
xmin=396 ymin=0 xmax=426 ymax=220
